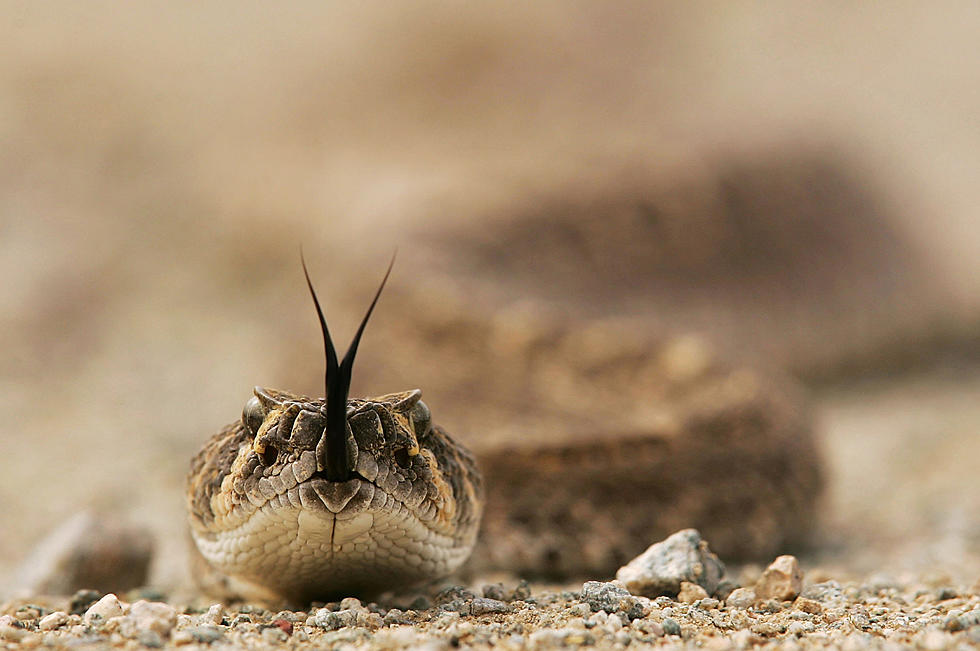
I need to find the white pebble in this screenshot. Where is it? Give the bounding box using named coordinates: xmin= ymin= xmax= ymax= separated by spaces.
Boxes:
xmin=39 ymin=611 xmax=69 ymax=631
xmin=128 ymin=600 xmax=177 ymax=634
xmin=726 ymin=587 xmax=758 ymax=609
xmin=201 ymin=604 xmax=224 ymax=626
xmin=85 ymin=594 xmax=125 ymax=624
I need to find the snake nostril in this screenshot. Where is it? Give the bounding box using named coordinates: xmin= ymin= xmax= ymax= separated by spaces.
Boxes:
xmin=394 ymin=447 xmax=411 ymax=469
xmin=259 ymin=444 xmax=278 ymax=466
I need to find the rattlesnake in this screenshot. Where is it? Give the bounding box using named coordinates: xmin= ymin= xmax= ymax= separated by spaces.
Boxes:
xmin=187 ymin=149 xmax=944 ymax=603
xmin=187 ymin=256 xmax=817 ymax=604
xmin=187 ymin=259 xmax=483 ymax=604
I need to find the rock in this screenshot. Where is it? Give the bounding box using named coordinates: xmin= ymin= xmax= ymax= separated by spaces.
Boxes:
xmin=39 ymin=611 xmax=69 ymax=631
xmin=511 ymin=580 xmax=532 ymax=601
xmin=12 ymin=512 xmax=153 ymax=596
xmin=434 ymin=585 xmax=477 ymax=605
xmin=311 ymin=608 xmax=358 ymax=630
xmin=726 ymin=587 xmax=757 ymax=609
xmin=201 ymin=604 xmax=224 ymax=626
xmin=793 ymin=597 xmax=823 ymax=614
xmin=84 ymin=593 xmax=125 ymax=624
xmin=581 ymin=581 xmax=631 ymax=613
xmin=126 ymin=600 xmax=176 ymax=636
xmin=261 ymin=626 xmax=288 ymax=643
xmin=678 ymin=581 xmax=709 ymax=603
xmin=184 ymin=625 xmax=224 ymax=643
xmin=615 ymin=529 xmax=726 ymax=597
xmin=383 ymin=609 xmax=408 ymax=626
xmin=617 ymin=596 xmax=647 ymax=621
xmin=800 ymin=581 xmax=845 ymax=607
xmin=482 ymin=583 xmax=507 ymax=601
xmin=0 ymin=624 xmax=27 ymax=642
xmin=662 ymin=617 xmax=682 ymax=636
xmin=271 ymin=618 xmax=293 ymax=636
xmin=468 ymin=598 xmax=512 ymax=615
xmin=755 ymin=555 xmax=803 ymax=601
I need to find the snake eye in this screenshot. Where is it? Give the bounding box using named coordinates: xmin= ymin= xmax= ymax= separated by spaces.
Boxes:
xmin=410 ymin=400 xmax=431 ymax=439
xmin=242 ymin=396 xmax=267 ymax=436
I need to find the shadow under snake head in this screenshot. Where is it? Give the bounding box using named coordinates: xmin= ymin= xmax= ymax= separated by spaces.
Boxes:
xmin=187 ymin=257 xmax=482 ymax=604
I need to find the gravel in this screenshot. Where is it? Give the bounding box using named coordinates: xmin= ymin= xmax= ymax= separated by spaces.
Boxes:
xmin=2 ymin=570 xmax=979 ymax=650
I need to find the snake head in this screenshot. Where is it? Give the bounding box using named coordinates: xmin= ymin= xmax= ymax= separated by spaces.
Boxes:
xmin=187 ymin=256 xmax=482 ymax=603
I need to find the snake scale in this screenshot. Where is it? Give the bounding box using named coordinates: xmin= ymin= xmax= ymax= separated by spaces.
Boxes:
xmin=187 ymin=258 xmax=483 ymax=604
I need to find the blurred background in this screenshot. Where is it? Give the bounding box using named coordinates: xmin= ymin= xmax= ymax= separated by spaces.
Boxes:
xmin=2 ymin=2 xmax=979 ymax=592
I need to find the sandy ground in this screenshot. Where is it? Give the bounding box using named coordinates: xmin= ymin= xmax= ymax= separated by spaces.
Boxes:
xmin=1 ymin=3 xmax=980 ymax=647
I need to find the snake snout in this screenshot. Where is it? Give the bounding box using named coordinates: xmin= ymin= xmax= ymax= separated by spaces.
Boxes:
xmin=314 ymin=418 xmax=358 ymax=482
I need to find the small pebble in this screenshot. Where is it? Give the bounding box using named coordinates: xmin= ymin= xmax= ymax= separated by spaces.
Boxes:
xmin=511 ymin=580 xmax=532 ymax=601
xmin=127 ymin=600 xmax=177 ymax=635
xmin=793 ymin=597 xmax=823 ymax=614
xmin=39 ymin=611 xmax=69 ymax=631
xmin=271 ymin=618 xmax=293 ymax=635
xmin=383 ymin=608 xmax=408 ymax=625
xmin=84 ymin=593 xmax=125 ymax=624
xmin=0 ymin=625 xmax=28 ymax=642
xmin=311 ymin=608 xmax=358 ymax=630
xmin=201 ymin=604 xmax=224 ymax=626
xmin=582 ymin=580 xmax=631 ymax=612
xmin=469 ymin=598 xmax=512 ymax=615
xmin=726 ymin=587 xmax=758 ymax=609
xmin=801 ymin=581 xmax=846 ymax=607
xmin=755 ymin=555 xmax=804 ymax=601
xmin=618 ymin=595 xmax=646 ymax=620
xmin=678 ymin=581 xmax=709 ymax=603
xmin=184 ymin=625 xmax=223 ymax=643
xmin=261 ymin=626 xmax=288 ymax=643
xmin=482 ymin=583 xmax=507 ymax=601
xmin=662 ymin=617 xmax=682 ymax=636
xmin=138 ymin=629 xmax=164 ymax=648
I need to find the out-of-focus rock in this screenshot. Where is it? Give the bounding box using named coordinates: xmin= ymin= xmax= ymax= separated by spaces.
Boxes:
xmin=755 ymin=555 xmax=803 ymax=601
xmin=615 ymin=529 xmax=726 ymax=597
xmin=123 ymin=601 xmax=177 ymax=637
xmin=11 ymin=511 xmax=153 ymax=596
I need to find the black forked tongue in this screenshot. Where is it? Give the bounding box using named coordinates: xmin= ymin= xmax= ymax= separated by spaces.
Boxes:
xmin=301 ymin=252 xmax=395 ymax=482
